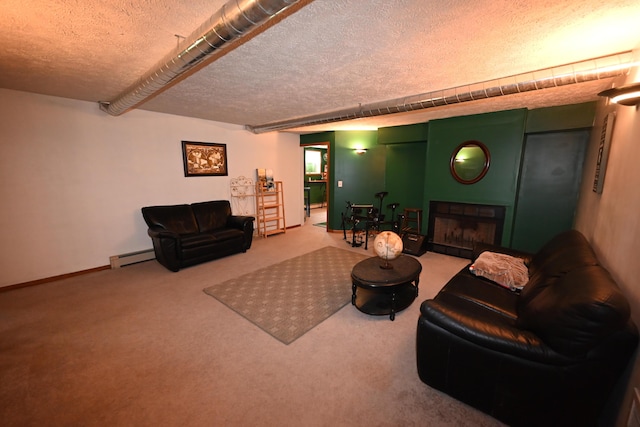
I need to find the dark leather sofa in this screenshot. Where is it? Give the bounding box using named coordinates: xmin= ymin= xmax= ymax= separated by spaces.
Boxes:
xmin=417 ymin=230 xmax=638 ymax=427
xmin=141 ymin=200 xmax=254 ymax=272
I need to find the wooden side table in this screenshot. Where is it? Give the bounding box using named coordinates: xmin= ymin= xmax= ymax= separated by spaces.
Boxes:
xmin=401 ymin=208 xmax=423 ymax=234
xmin=351 ymin=255 xmax=422 ymax=320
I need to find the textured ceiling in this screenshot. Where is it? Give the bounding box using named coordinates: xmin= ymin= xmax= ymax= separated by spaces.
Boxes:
xmin=1 ymin=0 xmax=640 ymax=133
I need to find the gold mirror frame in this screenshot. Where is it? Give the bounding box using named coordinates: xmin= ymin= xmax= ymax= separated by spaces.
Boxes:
xmin=450 ymin=140 xmax=490 ymax=184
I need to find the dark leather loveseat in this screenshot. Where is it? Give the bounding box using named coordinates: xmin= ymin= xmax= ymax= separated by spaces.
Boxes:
xmin=417 ymin=230 xmax=638 ymax=427
xmin=141 ymin=200 xmax=254 ymax=272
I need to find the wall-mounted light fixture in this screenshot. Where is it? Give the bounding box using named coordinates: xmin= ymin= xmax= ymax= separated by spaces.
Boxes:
xmin=598 ymin=82 xmax=640 ymax=107
xmin=354 ymin=148 xmax=368 ymax=155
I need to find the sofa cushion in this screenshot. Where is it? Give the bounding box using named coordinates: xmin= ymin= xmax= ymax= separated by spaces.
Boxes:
xmin=191 ymin=201 xmax=232 ymax=233
xmin=438 ymin=267 xmax=519 ymax=320
xmin=469 ymin=251 xmax=529 ymax=291
xmin=517 ymin=265 xmax=631 ymax=357
xmin=141 ymin=204 xmax=199 ymax=235
xmin=210 ymin=228 xmax=244 ymax=242
xmin=180 ymin=233 xmax=217 ymax=249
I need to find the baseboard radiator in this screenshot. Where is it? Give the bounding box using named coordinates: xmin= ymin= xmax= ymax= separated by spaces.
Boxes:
xmin=109 ymin=249 xmax=155 ymax=269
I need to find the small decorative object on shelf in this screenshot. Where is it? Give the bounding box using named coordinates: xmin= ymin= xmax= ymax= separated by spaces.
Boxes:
xmin=373 ymin=231 xmax=403 ymax=269
xmin=230 ymin=176 xmax=254 ymax=216
xmin=256 ymin=168 xmax=275 ymax=191
xmin=265 ymin=169 xmax=274 ymax=191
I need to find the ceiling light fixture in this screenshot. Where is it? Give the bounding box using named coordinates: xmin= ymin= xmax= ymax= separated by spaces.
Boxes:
xmin=598 ymin=82 xmax=640 ymax=106
xmin=246 ymin=51 xmax=639 ymax=133
xmin=354 ymin=148 xmax=367 ymax=155
xmin=99 ymin=0 xmax=303 ymax=116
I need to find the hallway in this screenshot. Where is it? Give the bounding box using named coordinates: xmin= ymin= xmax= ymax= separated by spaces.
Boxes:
xmin=306 ymin=206 xmax=327 ymax=228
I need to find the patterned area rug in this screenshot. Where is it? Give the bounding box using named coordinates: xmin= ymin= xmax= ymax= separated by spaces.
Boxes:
xmin=203 ymin=246 xmax=369 ymax=344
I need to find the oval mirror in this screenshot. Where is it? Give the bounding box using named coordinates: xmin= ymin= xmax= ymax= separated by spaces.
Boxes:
xmin=450 ymin=141 xmax=490 ymax=184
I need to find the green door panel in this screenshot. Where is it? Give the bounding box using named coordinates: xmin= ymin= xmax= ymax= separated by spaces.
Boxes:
xmin=511 ymin=130 xmax=590 ymax=253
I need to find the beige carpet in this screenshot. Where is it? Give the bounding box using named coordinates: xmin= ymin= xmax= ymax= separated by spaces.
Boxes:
xmin=204 ymin=246 xmax=368 ymax=344
xmin=0 ymin=220 xmax=505 ymax=427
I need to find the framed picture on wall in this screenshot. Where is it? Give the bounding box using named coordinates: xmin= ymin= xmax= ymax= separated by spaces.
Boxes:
xmin=592 ymin=113 xmax=615 ymax=194
xmin=182 ymin=141 xmax=228 ymax=177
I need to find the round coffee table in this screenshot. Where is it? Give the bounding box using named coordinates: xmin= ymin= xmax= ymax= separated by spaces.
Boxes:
xmin=351 ymin=255 xmax=422 ymax=320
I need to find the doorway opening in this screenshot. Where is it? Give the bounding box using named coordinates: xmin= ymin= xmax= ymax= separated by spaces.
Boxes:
xmin=302 ymin=143 xmax=329 ymax=229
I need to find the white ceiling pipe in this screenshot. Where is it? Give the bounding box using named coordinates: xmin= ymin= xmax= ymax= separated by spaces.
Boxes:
xmin=246 ymin=51 xmax=638 ymax=133
xmin=100 ymin=0 xmax=301 ymax=116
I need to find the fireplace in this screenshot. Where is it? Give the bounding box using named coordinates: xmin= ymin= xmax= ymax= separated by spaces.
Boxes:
xmin=427 ymin=201 xmax=505 ymax=258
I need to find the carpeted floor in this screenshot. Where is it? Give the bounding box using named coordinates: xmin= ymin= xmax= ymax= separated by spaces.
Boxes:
xmin=0 ymin=219 xmax=504 ymax=427
xmin=204 ymin=246 xmax=368 ymax=344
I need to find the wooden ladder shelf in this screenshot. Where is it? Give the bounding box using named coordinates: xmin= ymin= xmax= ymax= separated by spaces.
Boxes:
xmin=255 ymin=181 xmax=286 ymax=238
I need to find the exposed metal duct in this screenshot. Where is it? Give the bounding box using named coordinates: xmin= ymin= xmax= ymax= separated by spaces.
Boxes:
xmin=246 ymin=51 xmax=639 ymax=133
xmin=99 ymin=0 xmax=301 ymax=116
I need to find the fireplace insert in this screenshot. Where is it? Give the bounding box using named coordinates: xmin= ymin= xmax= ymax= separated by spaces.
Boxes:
xmin=427 ymin=201 xmax=505 ymax=258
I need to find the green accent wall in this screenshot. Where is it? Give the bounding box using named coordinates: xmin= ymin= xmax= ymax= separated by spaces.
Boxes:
xmin=301 ymin=132 xmax=335 ymax=146
xmin=331 ymin=131 xmax=384 ymax=229
xmin=301 ymin=103 xmax=597 ymax=252
xmin=378 ymin=123 xmax=428 ymax=144
xmin=384 ymin=142 xmax=427 ymax=221
xmin=525 ymin=102 xmax=596 ymax=133
xmin=424 ymin=109 xmax=528 ymax=243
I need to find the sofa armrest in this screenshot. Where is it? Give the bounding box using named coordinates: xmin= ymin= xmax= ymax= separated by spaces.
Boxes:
xmin=146 ymin=227 xmax=181 ymax=272
xmin=420 ymin=299 xmax=570 ymax=364
xmin=472 ymin=242 xmax=533 ymax=265
xmin=417 ymin=300 xmax=630 ymax=427
xmin=227 ymin=215 xmax=254 ymax=229
xmin=147 ymin=227 xmax=180 ymax=240
xmin=228 ymin=215 xmax=255 ymax=250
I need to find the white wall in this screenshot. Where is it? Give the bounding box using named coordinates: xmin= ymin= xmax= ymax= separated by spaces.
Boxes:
xmin=574 ymin=65 xmax=640 ymax=425
xmin=575 ymin=68 xmax=640 ymax=316
xmin=0 ymin=89 xmax=303 ymax=287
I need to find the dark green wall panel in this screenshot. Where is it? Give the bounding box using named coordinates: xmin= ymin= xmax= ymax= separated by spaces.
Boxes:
xmin=384 ymin=143 xmax=427 ymax=220
xmin=525 ymin=102 xmax=596 ymax=133
xmin=511 ymin=130 xmax=590 ymax=252
xmin=378 ymin=123 xmax=429 ymax=144
xmin=329 ymin=131 xmax=384 ymax=229
xmin=300 ymin=132 xmax=335 ymax=146
xmin=424 ymin=109 xmax=528 ymax=242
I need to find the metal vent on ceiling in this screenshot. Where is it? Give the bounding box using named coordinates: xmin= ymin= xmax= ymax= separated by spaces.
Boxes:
xmin=246 ymin=51 xmax=638 ymax=133
xmin=99 ymin=0 xmax=302 ymax=116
